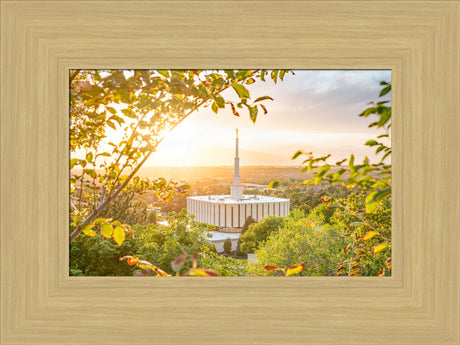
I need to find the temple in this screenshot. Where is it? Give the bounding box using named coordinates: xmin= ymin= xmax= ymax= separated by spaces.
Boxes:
xmin=187 ymin=130 xmax=290 ymax=233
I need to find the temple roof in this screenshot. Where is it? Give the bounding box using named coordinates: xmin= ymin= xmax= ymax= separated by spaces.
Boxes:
xmin=187 ymin=194 xmax=289 ymax=204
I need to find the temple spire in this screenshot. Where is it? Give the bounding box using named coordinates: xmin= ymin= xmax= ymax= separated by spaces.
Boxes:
xmin=231 ymin=129 xmax=244 ymax=199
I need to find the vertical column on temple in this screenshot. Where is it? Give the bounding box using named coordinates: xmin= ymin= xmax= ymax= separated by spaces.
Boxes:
xmin=230 ymin=129 xmax=244 ymax=200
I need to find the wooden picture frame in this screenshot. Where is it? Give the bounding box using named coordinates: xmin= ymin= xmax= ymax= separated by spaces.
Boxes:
xmin=1 ymin=1 xmax=458 ymax=344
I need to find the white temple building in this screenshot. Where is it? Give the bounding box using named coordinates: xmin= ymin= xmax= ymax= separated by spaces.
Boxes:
xmin=187 ymin=130 xmax=290 ymax=237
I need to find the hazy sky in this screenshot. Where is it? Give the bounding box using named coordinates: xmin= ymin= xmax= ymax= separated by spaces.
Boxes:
xmin=145 ymin=70 xmax=391 ymax=167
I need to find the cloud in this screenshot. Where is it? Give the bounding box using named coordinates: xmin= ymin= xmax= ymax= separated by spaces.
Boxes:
xmin=146 ymin=70 xmax=391 ymax=167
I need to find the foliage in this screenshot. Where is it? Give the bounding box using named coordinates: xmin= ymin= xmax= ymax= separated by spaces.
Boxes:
xmin=265 ymin=81 xmax=392 ymax=276
xmin=236 ymin=216 xmax=257 ymax=256
xmin=287 ymin=184 xmax=353 ymax=213
xmin=291 ymin=81 xmax=391 ymax=213
xmin=70 ymin=69 xmax=292 ymax=245
xmin=241 ymin=216 xmax=257 ymax=234
xmin=133 ymin=210 xmax=215 ymax=274
xmin=239 ymin=215 xmax=285 ymax=254
xmin=253 ymin=209 xmax=346 ymax=276
xmin=328 ymin=193 xmax=391 ymax=276
xmin=200 ymin=249 xmax=248 ymax=276
xmin=223 ymin=238 xmax=232 ymax=255
xmin=99 ymin=191 xmax=152 ymax=226
xmin=69 ymin=233 xmax=138 ymax=276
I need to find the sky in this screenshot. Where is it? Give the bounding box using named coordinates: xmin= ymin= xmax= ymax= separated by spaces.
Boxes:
xmin=144 ymin=70 xmax=391 ymax=167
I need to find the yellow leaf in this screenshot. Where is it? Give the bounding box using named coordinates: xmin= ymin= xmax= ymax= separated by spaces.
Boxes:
xmin=286 ymin=263 xmax=306 ymax=276
xmin=127 ymin=257 xmax=139 ymax=266
xmin=372 ymin=243 xmax=388 ymax=254
xmin=362 ymin=231 xmax=377 ymax=241
xmin=113 ymin=226 xmax=126 ymax=247
xmin=188 ymin=268 xmax=219 ymax=276
xmin=82 ymin=224 xmax=96 ymax=237
xmin=137 ymin=260 xmax=156 ymax=271
xmin=100 ymin=223 xmax=113 ymax=238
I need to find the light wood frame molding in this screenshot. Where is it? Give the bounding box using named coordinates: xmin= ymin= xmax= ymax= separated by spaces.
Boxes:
xmin=1 ymin=1 xmax=459 ymax=344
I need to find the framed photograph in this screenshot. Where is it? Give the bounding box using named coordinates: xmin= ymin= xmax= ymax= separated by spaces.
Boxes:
xmin=1 ymin=1 xmax=459 ymax=344
xmin=69 ymin=69 xmax=392 ymax=278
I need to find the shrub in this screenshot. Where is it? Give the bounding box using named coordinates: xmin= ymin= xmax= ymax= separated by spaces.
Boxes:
xmin=239 ymin=215 xmax=285 ymax=254
xmin=223 ymin=238 xmax=232 ymax=254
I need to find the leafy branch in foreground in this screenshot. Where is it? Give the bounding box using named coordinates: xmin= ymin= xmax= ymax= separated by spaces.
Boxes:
xmin=70 ymin=69 xmax=293 ymax=245
xmin=272 ymin=81 xmax=391 ymax=213
xmin=120 ymin=252 xmax=220 ymax=277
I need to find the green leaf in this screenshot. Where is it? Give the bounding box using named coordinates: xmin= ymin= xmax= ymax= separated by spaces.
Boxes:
xmin=365 ymin=140 xmax=378 ymax=146
xmin=365 ymin=188 xmax=391 ymax=212
xmin=292 ymin=150 xmax=302 ymax=160
xmin=157 ymin=70 xmax=170 ymax=78
xmin=248 ymin=105 xmax=258 ymax=123
xmin=86 ymin=152 xmax=93 ymax=163
xmin=268 ymin=180 xmax=279 ymax=189
xmin=236 ymin=70 xmax=253 ymax=80
xmin=316 ymin=164 xmax=331 ymax=178
xmin=121 ymin=108 xmax=136 ymax=118
xmin=107 ymin=107 xmax=117 ymax=114
xmin=377 ymin=108 xmax=391 ymax=127
xmin=254 ymin=95 xmax=274 ymax=103
xmin=139 ymin=96 xmax=151 ymax=108
xmin=336 ymin=159 xmax=347 ymax=166
xmin=271 ymin=70 xmax=279 ymax=83
xmin=379 ymin=83 xmax=391 ymax=97
xmin=224 ymin=69 xmax=235 ymax=79
xmin=70 ymin=158 xmax=80 ymax=169
xmin=85 ymin=169 xmax=96 ymax=179
xmin=211 ymin=101 xmax=218 ymax=114
xmin=348 ymin=154 xmax=355 ymax=170
xmin=231 ymin=83 xmax=250 ymax=99
xmin=214 ymin=95 xmax=225 ymax=108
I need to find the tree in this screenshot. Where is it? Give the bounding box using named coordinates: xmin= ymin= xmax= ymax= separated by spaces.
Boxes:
xmin=239 ymin=215 xmax=285 ymax=254
xmin=69 ymin=233 xmax=138 ymax=276
xmin=134 ymin=210 xmax=216 ymax=274
xmin=254 ymin=209 xmax=346 ymax=276
xmin=291 ymin=81 xmax=392 ymax=276
xmin=99 ymin=191 xmax=151 ymax=226
xmin=223 ymin=238 xmax=232 ymax=255
xmin=265 ymin=81 xmax=392 ymax=276
xmin=236 ymin=216 xmax=257 ymax=256
xmin=70 ymin=69 xmax=292 ymax=246
xmin=241 ymin=216 xmax=256 ymax=234
xmin=292 ymin=81 xmax=391 ymax=213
